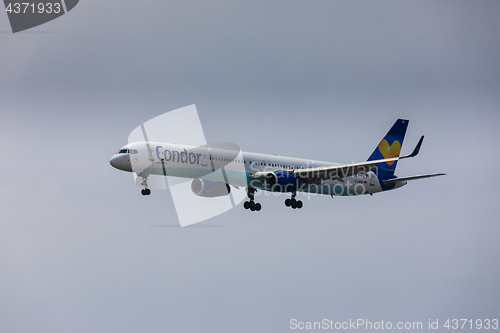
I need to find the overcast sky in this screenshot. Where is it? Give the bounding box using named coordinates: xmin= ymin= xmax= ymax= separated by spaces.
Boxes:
xmin=1 ymin=1 xmax=499 ymax=332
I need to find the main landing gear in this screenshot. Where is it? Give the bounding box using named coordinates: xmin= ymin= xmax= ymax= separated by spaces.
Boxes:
xmin=140 ymin=173 xmax=151 ymax=196
xmin=244 ymin=201 xmax=261 ymax=211
xmin=244 ymin=187 xmax=261 ymax=212
xmin=285 ymin=192 xmax=303 ymax=209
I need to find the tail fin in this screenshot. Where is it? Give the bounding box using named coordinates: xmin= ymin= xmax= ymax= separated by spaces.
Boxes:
xmin=367 ymin=119 xmax=409 ymax=175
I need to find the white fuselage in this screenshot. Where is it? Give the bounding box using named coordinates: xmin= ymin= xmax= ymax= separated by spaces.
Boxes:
xmin=110 ymin=141 xmax=406 ymax=196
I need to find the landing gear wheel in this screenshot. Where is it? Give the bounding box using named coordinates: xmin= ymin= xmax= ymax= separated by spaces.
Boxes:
xmin=245 ymin=187 xmax=261 ymax=212
xmin=286 ymin=191 xmax=300 ymax=209
xmin=145 ymin=189 xmax=151 ymax=195
xmin=141 ymin=189 xmax=146 ymax=196
xmin=244 ymin=200 xmax=261 ymax=211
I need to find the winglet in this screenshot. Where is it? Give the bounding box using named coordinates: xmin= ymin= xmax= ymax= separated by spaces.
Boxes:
xmin=401 ymin=135 xmax=424 ymax=159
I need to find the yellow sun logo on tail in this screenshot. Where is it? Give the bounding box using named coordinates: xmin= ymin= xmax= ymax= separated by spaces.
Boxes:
xmin=378 ymin=139 xmax=401 ymax=165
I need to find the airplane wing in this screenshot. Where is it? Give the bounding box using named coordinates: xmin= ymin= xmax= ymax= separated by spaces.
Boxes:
xmin=291 ymin=157 xmax=399 ymax=181
xmin=381 ymin=173 xmax=446 ymax=183
xmin=289 ymin=135 xmax=426 ymax=182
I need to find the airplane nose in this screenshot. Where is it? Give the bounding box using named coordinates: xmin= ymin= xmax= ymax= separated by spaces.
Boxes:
xmin=122 ymin=156 xmax=132 ymax=172
xmin=109 ymin=155 xmax=123 ymax=169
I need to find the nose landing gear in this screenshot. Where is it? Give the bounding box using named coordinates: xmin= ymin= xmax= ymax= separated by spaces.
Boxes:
xmin=139 ymin=173 xmax=151 ymax=196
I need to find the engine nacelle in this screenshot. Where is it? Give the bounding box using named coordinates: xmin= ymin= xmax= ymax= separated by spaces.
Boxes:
xmin=264 ymin=172 xmax=299 ymax=192
xmin=191 ymin=179 xmax=231 ymax=197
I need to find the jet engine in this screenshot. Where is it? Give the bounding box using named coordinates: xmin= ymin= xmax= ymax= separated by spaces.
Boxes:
xmin=191 ymin=179 xmax=231 ymax=197
xmin=264 ymin=172 xmax=299 ymax=192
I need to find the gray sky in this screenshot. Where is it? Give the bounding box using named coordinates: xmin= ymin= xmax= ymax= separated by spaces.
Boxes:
xmin=1 ymin=1 xmax=499 ymax=332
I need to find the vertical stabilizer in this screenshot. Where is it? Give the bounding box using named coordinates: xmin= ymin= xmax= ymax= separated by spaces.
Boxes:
xmin=367 ymin=119 xmax=409 ymax=175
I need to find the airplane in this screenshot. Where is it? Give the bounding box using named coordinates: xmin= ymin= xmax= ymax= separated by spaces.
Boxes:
xmin=110 ymin=119 xmax=445 ymax=211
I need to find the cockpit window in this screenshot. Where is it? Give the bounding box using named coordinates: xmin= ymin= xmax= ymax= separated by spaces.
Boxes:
xmin=117 ymin=148 xmax=138 ymax=154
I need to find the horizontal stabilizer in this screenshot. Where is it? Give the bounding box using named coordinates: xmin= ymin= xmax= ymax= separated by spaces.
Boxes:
xmin=382 ymin=173 xmax=446 ymax=184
